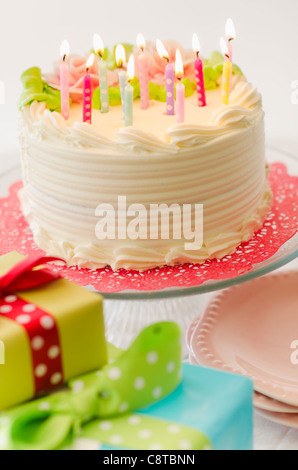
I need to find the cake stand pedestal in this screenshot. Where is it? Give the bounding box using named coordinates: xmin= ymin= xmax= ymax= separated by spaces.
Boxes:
xmin=103 ymin=294 xmax=211 ymax=357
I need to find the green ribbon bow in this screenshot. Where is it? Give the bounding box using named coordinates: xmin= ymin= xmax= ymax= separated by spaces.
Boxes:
xmin=0 ymin=322 xmax=212 ymax=450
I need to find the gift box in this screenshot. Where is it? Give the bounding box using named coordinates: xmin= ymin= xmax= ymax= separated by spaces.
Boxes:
xmin=0 ymin=252 xmax=107 ymax=410
xmin=0 ymin=323 xmax=253 ymax=450
xmin=88 ymin=364 xmax=253 ymax=451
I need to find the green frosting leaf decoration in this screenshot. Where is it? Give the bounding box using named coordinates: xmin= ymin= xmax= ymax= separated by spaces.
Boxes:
xmin=92 ymin=87 xmax=101 ymax=109
xmin=108 ymin=87 xmax=122 ymax=107
xmin=149 ymin=82 xmax=167 ymax=102
xmin=92 ymin=77 xmax=141 ymax=110
xmin=205 ymin=51 xmax=224 ymax=67
xmin=19 ymin=67 xmax=69 ymax=112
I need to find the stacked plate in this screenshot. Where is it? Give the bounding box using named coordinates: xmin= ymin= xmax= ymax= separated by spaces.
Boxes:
xmin=186 ymin=272 xmax=298 ymax=428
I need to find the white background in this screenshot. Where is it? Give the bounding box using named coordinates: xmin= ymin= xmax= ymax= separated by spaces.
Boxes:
xmin=0 ymin=0 xmax=298 ymax=450
xmin=1 ymin=0 xmax=298 ymax=152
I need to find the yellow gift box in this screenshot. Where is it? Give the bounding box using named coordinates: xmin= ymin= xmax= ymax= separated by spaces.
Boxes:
xmin=0 ymin=252 xmax=107 ymax=410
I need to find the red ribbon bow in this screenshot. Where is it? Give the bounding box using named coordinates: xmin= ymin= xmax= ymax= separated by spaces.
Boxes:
xmin=0 ymin=255 xmax=65 ymax=396
xmin=0 ymin=254 xmax=63 ymax=296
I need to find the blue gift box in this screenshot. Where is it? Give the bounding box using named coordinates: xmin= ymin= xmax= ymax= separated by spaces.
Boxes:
xmin=101 ymin=363 xmax=253 ymax=451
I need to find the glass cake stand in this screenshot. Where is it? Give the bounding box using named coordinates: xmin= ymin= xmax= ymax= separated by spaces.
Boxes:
xmin=99 ymin=147 xmax=298 ymax=355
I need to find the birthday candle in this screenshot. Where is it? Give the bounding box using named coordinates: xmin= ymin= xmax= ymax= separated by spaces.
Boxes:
xmin=175 ymin=49 xmax=185 ymax=124
xmin=136 ymin=34 xmax=150 ymax=110
xmin=94 ymin=34 xmax=109 ymax=113
xmin=83 ymin=54 xmax=94 ymax=123
xmin=225 ymin=18 xmax=236 ymax=92
xmin=125 ymin=55 xmax=135 ymax=126
xmin=220 ymin=38 xmax=232 ymax=105
xmin=156 ymin=40 xmax=175 ymax=115
xmin=115 ymin=45 xmax=127 ymax=114
xmin=60 ymin=40 xmax=70 ymax=120
xmin=192 ymin=33 xmax=206 ymax=107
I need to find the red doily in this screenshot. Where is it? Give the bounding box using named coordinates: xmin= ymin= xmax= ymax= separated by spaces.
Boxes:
xmin=0 ymin=163 xmax=297 ymax=293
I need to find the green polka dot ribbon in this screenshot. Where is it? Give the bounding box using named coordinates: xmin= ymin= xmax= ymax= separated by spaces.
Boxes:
xmin=0 ymin=322 xmax=212 ymax=450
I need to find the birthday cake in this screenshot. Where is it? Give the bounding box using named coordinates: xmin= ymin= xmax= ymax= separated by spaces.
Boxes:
xmin=18 ymin=37 xmax=272 ymax=271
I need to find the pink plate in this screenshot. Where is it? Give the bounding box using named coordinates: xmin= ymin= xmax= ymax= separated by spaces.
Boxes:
xmin=190 ymin=272 xmax=298 ymax=407
xmin=256 ymin=409 xmax=298 ymax=429
xmin=186 ymin=317 xmax=201 ymax=350
xmin=254 ymin=392 xmax=298 ymax=414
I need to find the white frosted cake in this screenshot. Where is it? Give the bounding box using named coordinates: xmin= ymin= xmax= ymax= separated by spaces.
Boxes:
xmin=18 ymin=42 xmax=272 ymax=271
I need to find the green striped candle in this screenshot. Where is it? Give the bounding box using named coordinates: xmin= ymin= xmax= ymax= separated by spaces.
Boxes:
xmin=125 ymin=55 xmax=135 ymax=127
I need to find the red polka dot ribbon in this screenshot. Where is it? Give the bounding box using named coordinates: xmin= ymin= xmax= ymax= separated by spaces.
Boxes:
xmin=0 ymin=255 xmax=64 ymax=395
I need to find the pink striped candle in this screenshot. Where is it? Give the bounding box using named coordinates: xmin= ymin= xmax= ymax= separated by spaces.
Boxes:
xmin=137 ymin=34 xmax=149 ymax=110
xmin=175 ymin=49 xmax=185 ymax=124
xmin=60 ymin=40 xmax=70 ymax=120
xmin=83 ymin=54 xmax=94 ymax=124
xmin=156 ymin=40 xmax=175 ymax=115
xmin=192 ymin=34 xmax=206 ymax=107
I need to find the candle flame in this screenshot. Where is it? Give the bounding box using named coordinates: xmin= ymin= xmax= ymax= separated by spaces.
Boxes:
xmin=93 ymin=34 xmax=104 ymax=57
xmin=136 ymin=33 xmax=146 ymax=50
xmin=220 ymin=37 xmax=229 ymax=58
xmin=192 ymin=33 xmax=201 ymax=54
xmin=60 ymin=40 xmax=70 ymax=59
xmin=225 ymin=18 xmax=236 ymax=41
xmin=115 ymin=44 xmax=126 ymax=68
xmin=175 ymin=49 xmax=184 ymax=80
xmin=127 ymin=55 xmax=135 ymax=81
xmin=86 ymin=53 xmax=95 ymax=70
xmin=156 ymin=39 xmax=169 ymax=61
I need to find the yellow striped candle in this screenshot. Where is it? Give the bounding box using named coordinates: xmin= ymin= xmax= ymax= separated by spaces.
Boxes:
xmin=60 ymin=40 xmax=70 ymax=120
xmin=220 ymin=37 xmax=232 ymax=105
xmin=93 ymin=34 xmax=109 ymax=113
